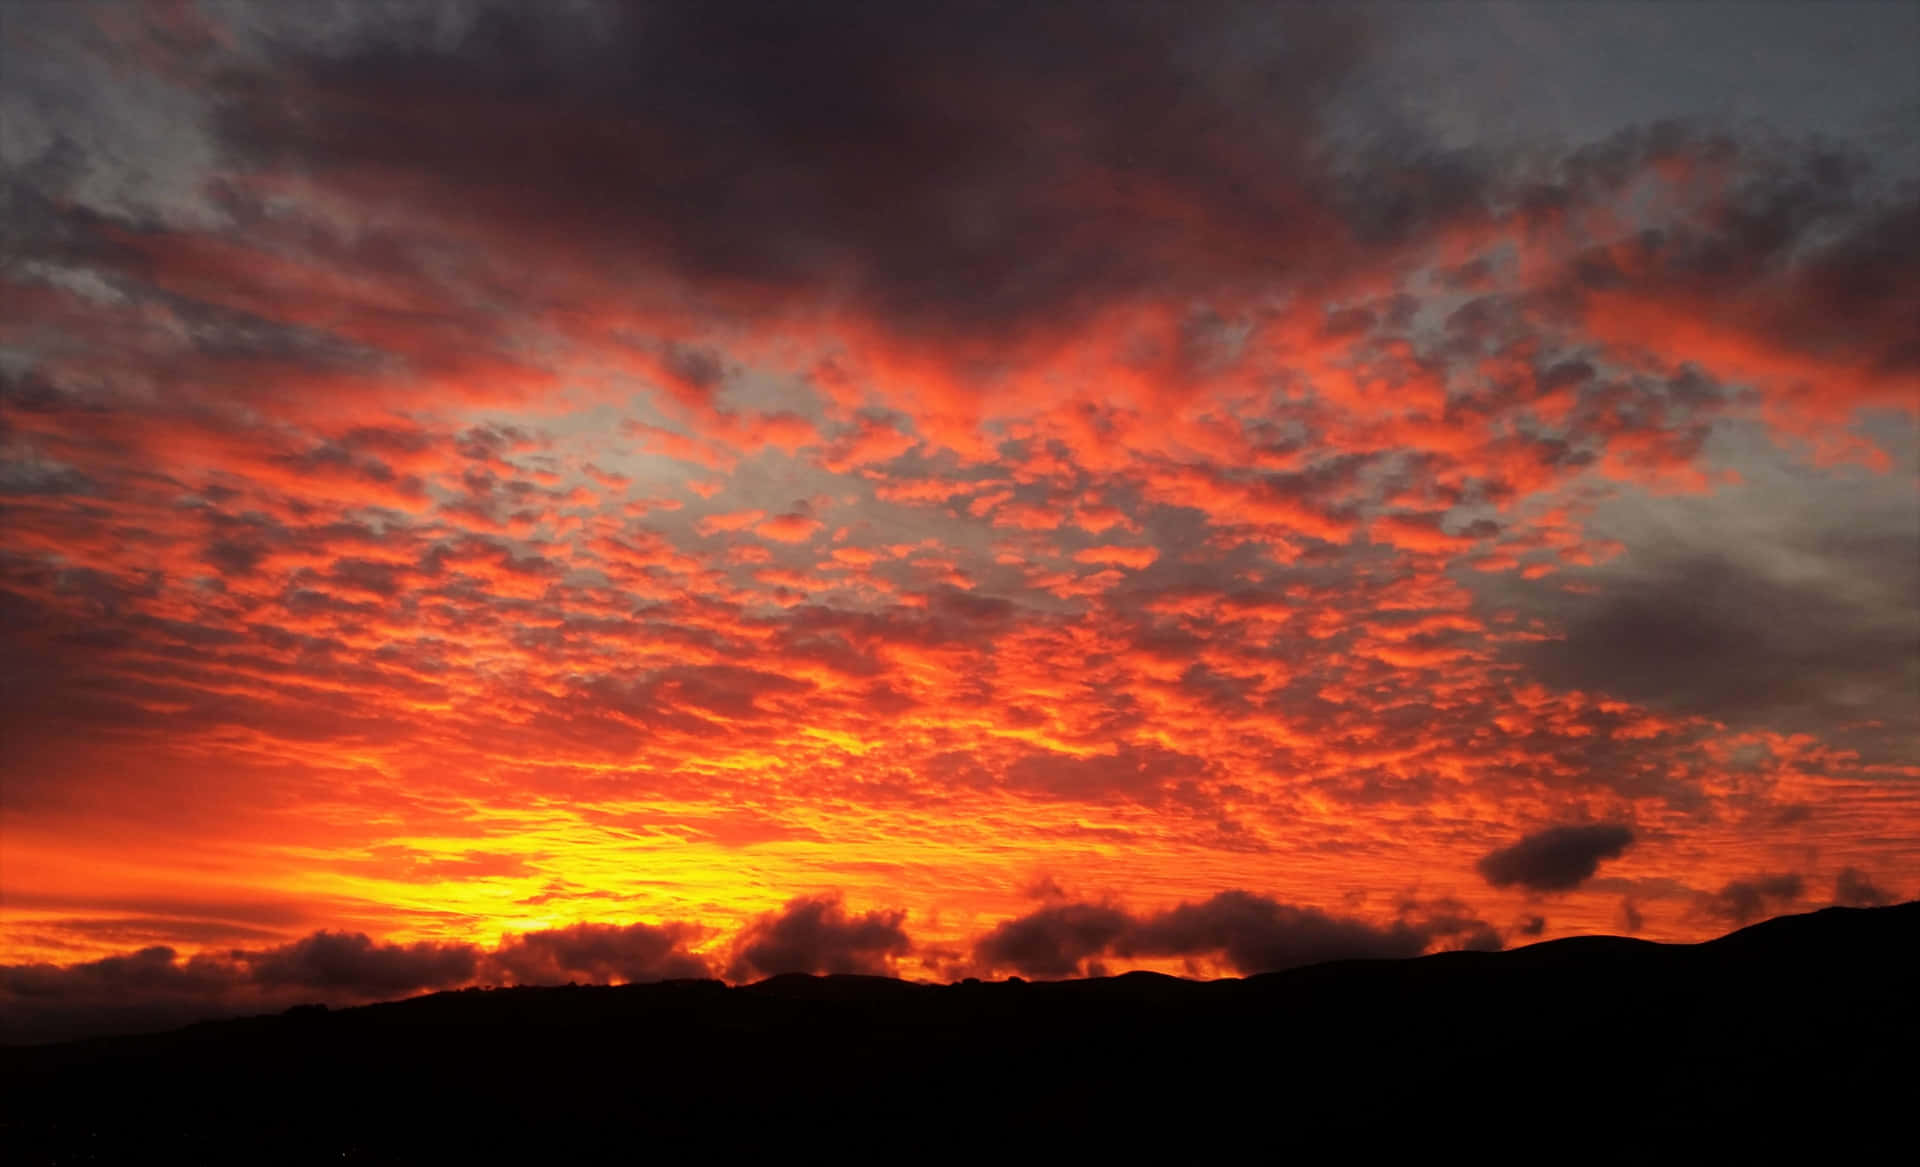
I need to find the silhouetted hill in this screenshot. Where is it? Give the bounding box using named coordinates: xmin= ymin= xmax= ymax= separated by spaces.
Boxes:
xmin=3 ymin=904 xmax=1914 ymax=1161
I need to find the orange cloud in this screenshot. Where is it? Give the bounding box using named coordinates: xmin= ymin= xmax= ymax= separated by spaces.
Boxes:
xmin=1073 ymin=545 xmax=1160 ymax=569
xmin=755 ymin=513 xmax=826 ymax=543
xmin=2 ymin=4 xmax=1914 ymax=1030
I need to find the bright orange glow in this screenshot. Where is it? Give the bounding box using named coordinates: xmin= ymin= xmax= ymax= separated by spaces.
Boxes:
xmin=2 ymin=2 xmax=1916 ymax=1031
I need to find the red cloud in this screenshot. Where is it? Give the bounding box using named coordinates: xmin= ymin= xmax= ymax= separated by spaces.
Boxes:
xmin=1073 ymin=545 xmax=1160 ymax=569
xmin=2 ymin=6 xmax=1914 ymax=1003
xmin=755 ymin=513 xmax=826 ymax=543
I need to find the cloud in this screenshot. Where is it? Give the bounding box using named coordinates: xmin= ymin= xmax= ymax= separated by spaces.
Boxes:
xmin=1477 ymin=824 xmax=1636 ymax=892
xmin=1511 ymin=534 xmax=1920 ymax=754
xmin=754 ymin=513 xmax=825 ymax=544
xmin=0 ymin=932 xmax=487 ymax=1043
xmin=1569 ymin=160 xmax=1920 ymax=426
xmin=1073 ymin=545 xmax=1160 ymax=569
xmin=486 ymin=922 xmax=712 ymax=985
xmin=0 ymin=945 xmax=234 ymax=1001
xmin=0 ymin=947 xmax=251 ymax=1045
xmin=972 ymin=891 xmax=1483 ymax=978
xmin=1699 ymin=873 xmax=1805 ymax=926
xmin=211 ymin=0 xmax=1377 ymax=350
xmin=693 ymin=508 xmax=767 ymax=536
xmin=244 ymin=930 xmax=480 ymax=992
xmin=1125 ymin=891 xmax=1434 ymax=972
xmin=972 ymin=903 xmax=1133 ymax=978
xmin=1832 ymin=867 xmax=1896 ymax=909
xmin=1 ymin=0 xmax=1917 ymax=1049
xmin=724 ymin=894 xmax=912 ymax=981
xmin=0 ymin=918 xmax=705 ymax=1043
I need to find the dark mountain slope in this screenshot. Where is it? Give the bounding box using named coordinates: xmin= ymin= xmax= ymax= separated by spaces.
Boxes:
xmin=3 ymin=904 xmax=1914 ymax=1161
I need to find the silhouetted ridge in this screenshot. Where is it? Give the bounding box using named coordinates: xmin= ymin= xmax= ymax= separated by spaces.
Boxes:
xmin=3 ymin=904 xmax=1913 ymax=1161
xmin=741 ymin=971 xmax=926 ymax=1000
xmin=1700 ymin=901 xmax=1919 ymax=952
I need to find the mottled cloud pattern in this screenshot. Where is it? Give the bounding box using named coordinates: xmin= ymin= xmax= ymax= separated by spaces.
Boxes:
xmin=1 ymin=0 xmax=1915 ymax=1040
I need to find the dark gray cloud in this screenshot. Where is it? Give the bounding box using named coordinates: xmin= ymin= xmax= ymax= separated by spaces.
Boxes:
xmin=1493 ymin=419 xmax=1920 ymax=767
xmin=1374 ymin=2 xmax=1920 ymax=170
xmin=2 ymin=0 xmax=1915 ymax=1051
xmin=1832 ymin=867 xmax=1897 ymax=909
xmin=0 ymin=1 xmax=224 ymax=227
xmin=1126 ymin=891 xmax=1435 ymax=970
xmin=724 ymin=894 xmax=911 ymax=981
xmin=1477 ymin=824 xmax=1635 ymax=892
xmin=243 ymin=930 xmax=480 ymax=992
xmin=0 ymin=933 xmax=478 ymax=1043
xmin=0 ymin=944 xmax=234 ymax=1000
xmin=0 ymin=918 xmax=702 ymax=1043
xmin=202 ymin=0 xmax=1386 ymax=345
xmin=486 ymin=921 xmax=711 ymax=985
xmin=972 ymin=891 xmax=1484 ymax=978
xmin=0 ymin=945 xmax=251 ymax=1045
xmin=1699 ymin=873 xmax=1804 ymax=926
xmin=972 ymin=903 xmax=1132 ymax=978
xmin=1557 ymin=150 xmax=1920 ymax=387
xmin=1520 ymin=546 xmax=1919 ymax=738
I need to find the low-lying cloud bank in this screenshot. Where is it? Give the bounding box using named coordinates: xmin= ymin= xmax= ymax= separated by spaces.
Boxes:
xmin=970 ymin=891 xmax=1502 ymax=978
xmin=0 ymin=894 xmax=887 ymax=1042
xmin=9 ymin=874 xmax=1907 ymax=1044
xmin=4 ymin=889 xmax=1504 ymax=1041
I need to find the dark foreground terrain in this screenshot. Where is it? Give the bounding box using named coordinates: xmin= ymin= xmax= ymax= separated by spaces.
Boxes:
xmin=4 ymin=903 xmax=1915 ymax=1161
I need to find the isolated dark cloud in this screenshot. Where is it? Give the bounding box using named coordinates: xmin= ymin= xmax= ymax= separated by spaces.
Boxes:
xmin=1477 ymin=824 xmax=1635 ymax=892
xmin=724 ymin=894 xmax=912 ymax=981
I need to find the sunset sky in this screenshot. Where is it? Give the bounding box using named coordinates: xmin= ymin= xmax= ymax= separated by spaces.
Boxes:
xmin=2 ymin=0 xmax=1916 ymax=1039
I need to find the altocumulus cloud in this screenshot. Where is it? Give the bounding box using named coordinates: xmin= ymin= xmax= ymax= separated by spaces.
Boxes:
xmin=0 ymin=0 xmax=1915 ymax=1018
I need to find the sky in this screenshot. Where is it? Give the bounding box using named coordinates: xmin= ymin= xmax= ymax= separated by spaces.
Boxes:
xmin=1 ymin=0 xmax=1916 ymax=1040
